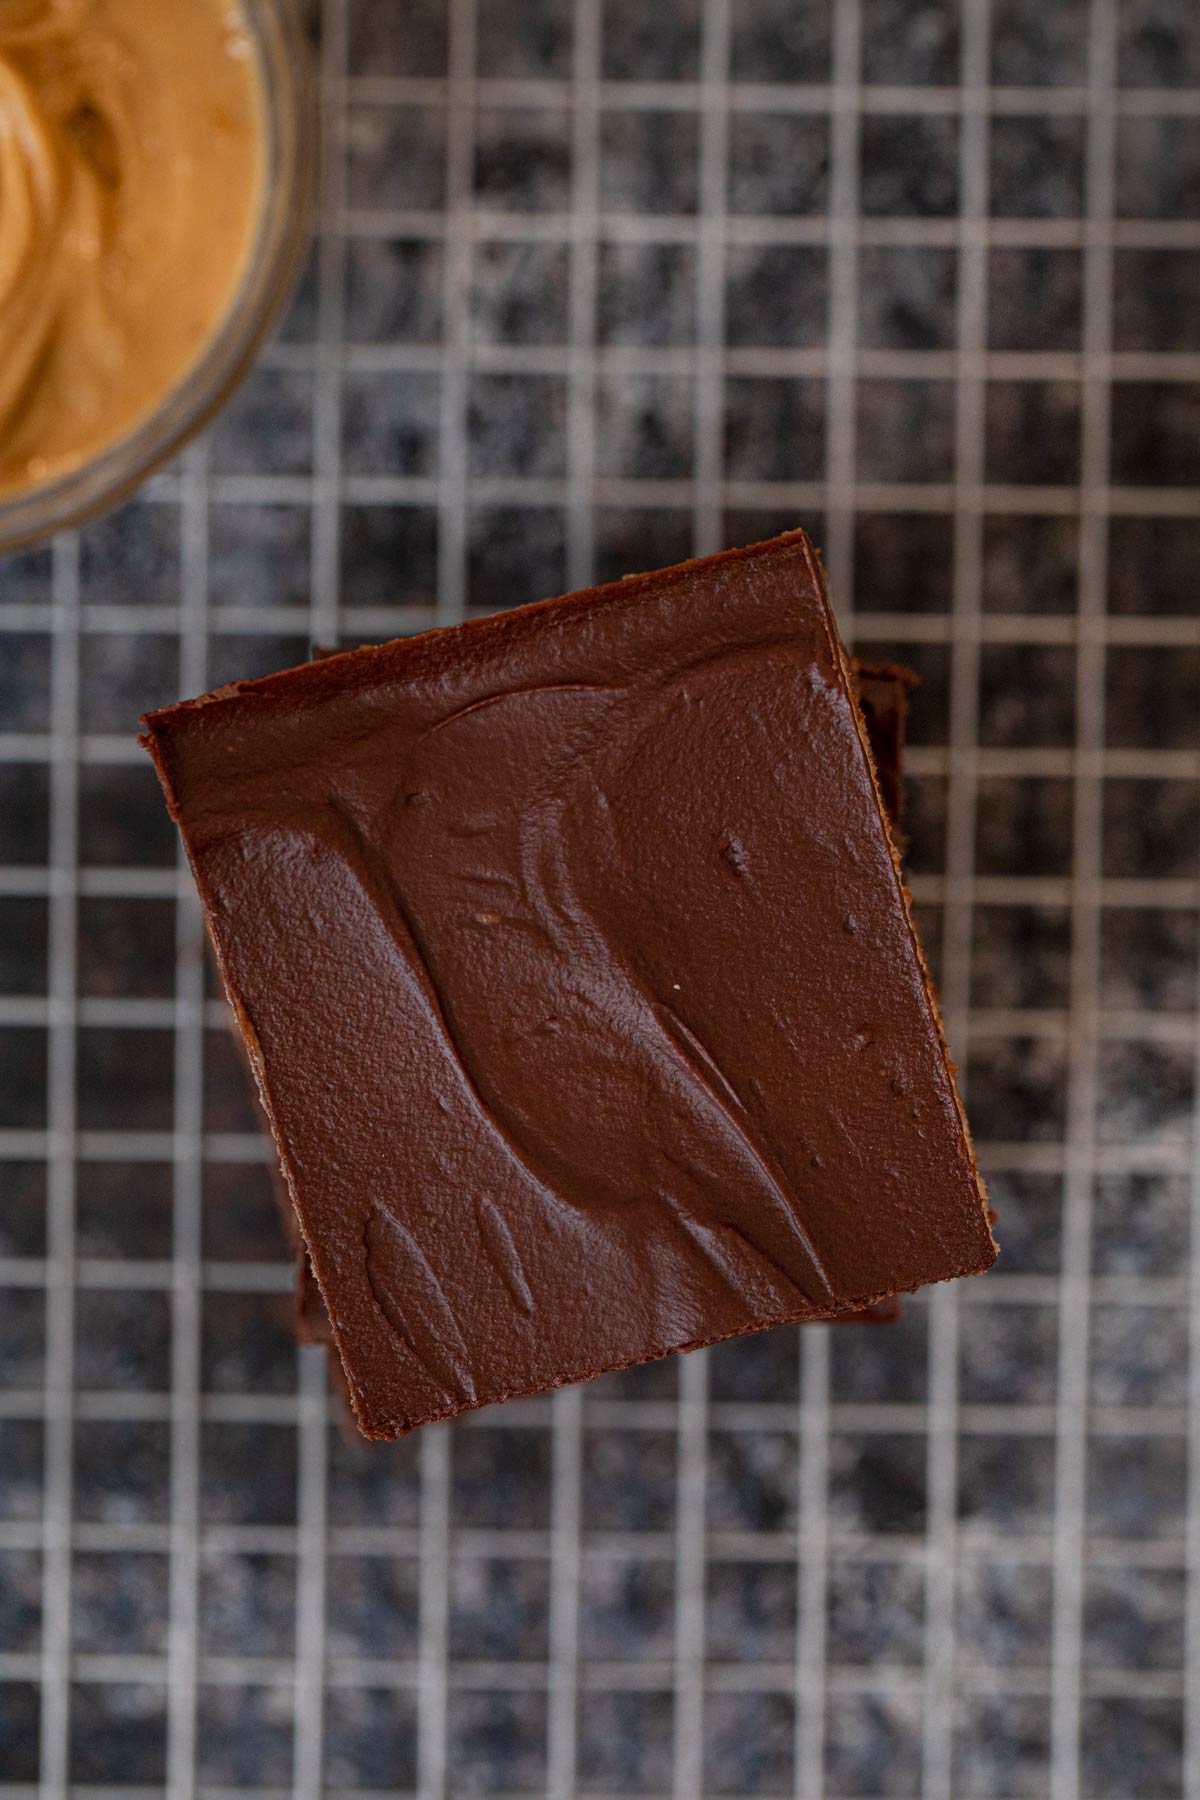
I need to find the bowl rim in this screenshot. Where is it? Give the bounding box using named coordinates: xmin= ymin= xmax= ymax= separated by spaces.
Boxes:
xmin=0 ymin=0 xmax=318 ymax=556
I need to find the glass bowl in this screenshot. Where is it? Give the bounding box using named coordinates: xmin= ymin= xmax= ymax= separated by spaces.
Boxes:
xmin=0 ymin=0 xmax=317 ymax=555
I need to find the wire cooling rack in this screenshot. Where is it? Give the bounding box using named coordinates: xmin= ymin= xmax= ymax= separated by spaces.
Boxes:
xmin=2 ymin=0 xmax=1200 ymax=1795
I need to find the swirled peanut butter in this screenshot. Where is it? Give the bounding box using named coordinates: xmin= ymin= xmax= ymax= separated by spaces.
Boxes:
xmin=0 ymin=0 xmax=265 ymax=500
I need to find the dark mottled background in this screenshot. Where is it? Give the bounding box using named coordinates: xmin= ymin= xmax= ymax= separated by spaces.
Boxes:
xmin=1 ymin=0 xmax=1199 ymax=1795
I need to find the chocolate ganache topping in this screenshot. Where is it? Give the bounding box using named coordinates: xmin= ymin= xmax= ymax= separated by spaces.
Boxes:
xmin=143 ymin=532 xmax=994 ymax=1436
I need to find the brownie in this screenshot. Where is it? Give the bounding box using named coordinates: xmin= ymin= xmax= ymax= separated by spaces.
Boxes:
xmin=853 ymin=658 xmax=918 ymax=831
xmin=283 ymin=651 xmax=912 ymax=1350
xmin=143 ymin=531 xmax=993 ymax=1438
xmin=285 ymin=652 xmax=913 ymax=1348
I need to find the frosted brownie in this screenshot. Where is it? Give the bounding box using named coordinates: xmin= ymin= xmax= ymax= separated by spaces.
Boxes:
xmin=143 ymin=531 xmax=993 ymax=1437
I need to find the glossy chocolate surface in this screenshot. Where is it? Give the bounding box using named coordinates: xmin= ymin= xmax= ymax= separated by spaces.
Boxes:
xmin=144 ymin=532 xmax=993 ymax=1437
xmin=288 ymin=653 xmax=914 ymax=1346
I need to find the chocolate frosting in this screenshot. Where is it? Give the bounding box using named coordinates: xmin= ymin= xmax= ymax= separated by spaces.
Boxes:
xmin=280 ymin=651 xmax=913 ymax=1348
xmin=143 ymin=531 xmax=994 ymax=1437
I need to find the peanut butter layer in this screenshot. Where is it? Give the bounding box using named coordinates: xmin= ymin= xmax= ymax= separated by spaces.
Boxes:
xmin=143 ymin=531 xmax=996 ymax=1438
xmin=0 ymin=0 xmax=264 ymax=499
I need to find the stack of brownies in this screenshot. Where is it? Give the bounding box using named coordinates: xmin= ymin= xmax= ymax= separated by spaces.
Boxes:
xmin=142 ymin=531 xmax=995 ymax=1441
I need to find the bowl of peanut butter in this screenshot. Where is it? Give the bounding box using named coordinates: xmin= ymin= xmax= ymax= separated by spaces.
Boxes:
xmin=0 ymin=0 xmax=315 ymax=550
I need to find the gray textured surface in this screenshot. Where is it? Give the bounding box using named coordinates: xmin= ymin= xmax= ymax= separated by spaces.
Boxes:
xmin=1 ymin=0 xmax=1200 ymax=1794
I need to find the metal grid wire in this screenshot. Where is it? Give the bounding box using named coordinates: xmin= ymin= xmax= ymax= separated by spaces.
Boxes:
xmin=1 ymin=0 xmax=1200 ymax=1794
